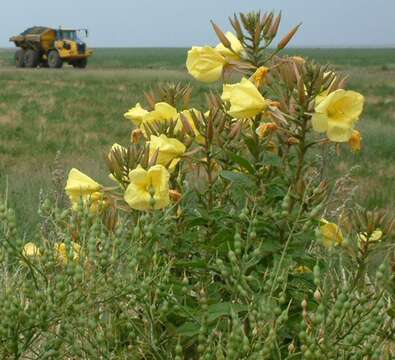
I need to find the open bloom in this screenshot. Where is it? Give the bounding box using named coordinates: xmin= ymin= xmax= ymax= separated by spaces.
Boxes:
xmin=186 ymin=46 xmax=226 ymax=83
xmin=124 ymin=165 xmax=170 ymax=211
xmin=65 ymin=169 xmax=105 ymax=213
xmin=142 ymin=102 xmax=178 ymax=126
xmin=222 ymin=78 xmax=269 ymax=119
xmin=124 ymin=103 xmax=149 ymax=126
xmin=319 ymin=219 xmax=344 ymax=248
xmin=215 ymin=32 xmax=244 ymax=60
xmin=348 ymin=130 xmax=362 ymax=152
xmin=54 ymin=242 xmax=81 ymax=264
xmin=148 ymin=134 xmax=186 ymax=171
xmin=312 ymin=89 xmax=364 ymax=142
xmin=22 ymin=242 xmax=41 ymax=258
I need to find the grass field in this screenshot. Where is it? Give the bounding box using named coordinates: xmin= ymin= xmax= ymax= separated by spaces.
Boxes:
xmin=1 ymin=47 xmax=395 ymax=232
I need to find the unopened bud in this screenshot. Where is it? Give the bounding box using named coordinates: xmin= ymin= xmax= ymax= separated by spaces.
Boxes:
xmin=277 ymin=23 xmax=301 ymax=50
xmin=288 ymin=342 xmax=296 ymax=353
xmin=314 ymin=289 xmax=322 ymax=302
xmin=301 ymin=298 xmax=308 ymax=310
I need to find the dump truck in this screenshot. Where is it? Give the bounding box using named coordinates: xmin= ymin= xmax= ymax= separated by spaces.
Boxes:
xmin=10 ymin=26 xmax=93 ymax=68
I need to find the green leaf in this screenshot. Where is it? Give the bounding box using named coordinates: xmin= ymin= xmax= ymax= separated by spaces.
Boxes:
xmin=226 ymin=151 xmax=254 ymax=174
xmin=220 ymin=170 xmax=254 ymax=188
xmin=207 ymin=302 xmax=248 ymax=322
xmin=177 ymin=322 xmax=200 ymax=337
xmin=263 ymin=152 xmax=282 ymax=167
xmin=175 ymin=259 xmax=207 ymax=269
xmin=243 ymin=135 xmax=259 ymax=158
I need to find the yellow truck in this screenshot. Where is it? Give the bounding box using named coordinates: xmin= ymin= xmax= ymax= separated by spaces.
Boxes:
xmin=10 ymin=26 xmax=93 ymax=68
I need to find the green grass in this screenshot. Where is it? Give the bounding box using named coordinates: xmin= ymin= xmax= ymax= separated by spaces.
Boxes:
xmin=1 ymin=47 xmax=395 ymax=231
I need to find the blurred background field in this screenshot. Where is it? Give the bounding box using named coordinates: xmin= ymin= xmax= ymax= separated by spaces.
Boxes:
xmin=1 ymin=47 xmax=395 ymax=231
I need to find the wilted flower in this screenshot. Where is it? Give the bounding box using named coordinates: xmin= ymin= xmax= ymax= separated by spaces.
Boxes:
xmin=65 ymin=169 xmax=105 ymax=213
xmin=169 ymin=189 xmax=182 ymax=202
xmin=54 ymin=242 xmax=81 ymax=264
xmin=124 ymin=103 xmax=149 ymax=126
xmin=348 ymin=130 xmax=362 ymax=152
xmin=186 ymin=46 xmax=226 ymax=83
xmin=124 ymin=165 xmax=170 ymax=211
xmin=251 ymin=66 xmax=269 ymax=88
xmin=148 ymin=134 xmax=186 ymax=171
xmin=312 ymin=89 xmax=364 ymax=142
xmin=131 ymin=128 xmax=144 ymax=144
xmin=22 ymin=242 xmax=41 ymax=258
xmin=319 ymin=219 xmax=344 ymax=248
xmin=222 ymin=78 xmax=269 ymax=119
xmin=256 ymin=122 xmax=278 ymax=138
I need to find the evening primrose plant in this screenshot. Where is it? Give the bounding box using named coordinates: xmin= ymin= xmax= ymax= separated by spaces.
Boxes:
xmin=0 ymin=10 xmax=394 ymax=359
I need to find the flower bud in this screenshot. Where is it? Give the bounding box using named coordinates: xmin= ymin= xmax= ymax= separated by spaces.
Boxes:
xmin=314 ymin=288 xmax=322 ymax=302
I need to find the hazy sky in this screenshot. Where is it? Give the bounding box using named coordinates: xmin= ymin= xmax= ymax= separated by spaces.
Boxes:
xmin=1 ymin=0 xmax=394 ymax=48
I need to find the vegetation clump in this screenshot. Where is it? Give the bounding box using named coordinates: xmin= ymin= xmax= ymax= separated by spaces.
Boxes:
xmin=0 ymin=9 xmax=394 ymax=359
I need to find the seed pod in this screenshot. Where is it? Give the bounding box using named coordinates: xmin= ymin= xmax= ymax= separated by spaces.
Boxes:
xmin=211 ymin=21 xmax=231 ymax=49
xmin=277 ymin=23 xmax=301 ymax=49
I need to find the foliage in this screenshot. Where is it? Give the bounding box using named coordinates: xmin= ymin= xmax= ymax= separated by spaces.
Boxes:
xmin=1 ymin=10 xmax=394 ymax=359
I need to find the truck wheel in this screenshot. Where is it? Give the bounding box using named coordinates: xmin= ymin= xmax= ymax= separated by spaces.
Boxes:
xmin=48 ymin=50 xmax=63 ymax=68
xmin=15 ymin=49 xmax=25 ymax=68
xmin=72 ymin=58 xmax=87 ymax=69
xmin=24 ymin=49 xmax=40 ymax=68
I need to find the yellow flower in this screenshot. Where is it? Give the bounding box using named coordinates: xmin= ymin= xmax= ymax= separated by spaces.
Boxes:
xmin=222 ymin=78 xmax=269 ymax=119
xmin=176 ymin=109 xmax=205 ymax=144
xmin=358 ymin=229 xmax=383 ymax=244
xmin=65 ymin=168 xmax=105 ymax=213
xmin=251 ymin=66 xmax=269 ymax=88
xmin=294 ymin=265 xmax=312 ymax=273
xmin=142 ymin=102 xmax=178 ymax=126
xmin=22 ymin=242 xmax=41 ymax=258
xmin=186 ymin=46 xmax=226 ymax=83
xmin=319 ymin=219 xmax=344 ymax=248
xmin=312 ymin=89 xmax=364 ymax=142
xmin=124 ymin=103 xmax=149 ymax=126
xmin=124 ymin=165 xmax=170 ymax=211
xmin=148 ymin=134 xmax=186 ymax=172
xmin=54 ymin=242 xmax=81 ymax=264
xmin=348 ymin=130 xmax=362 ymax=152
xmin=215 ymin=32 xmax=244 ymax=60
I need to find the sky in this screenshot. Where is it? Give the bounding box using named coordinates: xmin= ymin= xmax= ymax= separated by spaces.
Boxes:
xmin=1 ymin=0 xmax=394 ymax=48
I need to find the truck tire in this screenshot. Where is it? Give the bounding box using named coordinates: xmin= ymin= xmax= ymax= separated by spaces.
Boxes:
xmin=24 ymin=49 xmax=40 ymax=68
xmin=72 ymin=58 xmax=87 ymax=69
xmin=48 ymin=50 xmax=63 ymax=68
xmin=15 ymin=49 xmax=25 ymax=68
